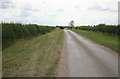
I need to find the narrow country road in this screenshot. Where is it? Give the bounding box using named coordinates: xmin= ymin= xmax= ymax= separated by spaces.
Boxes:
xmin=64 ymin=29 xmax=118 ymax=77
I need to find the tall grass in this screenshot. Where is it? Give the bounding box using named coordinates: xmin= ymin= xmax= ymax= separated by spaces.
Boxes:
xmin=2 ymin=23 xmax=55 ymax=49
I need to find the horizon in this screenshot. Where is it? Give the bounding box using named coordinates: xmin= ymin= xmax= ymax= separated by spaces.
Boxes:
xmin=1 ymin=22 xmax=118 ymax=27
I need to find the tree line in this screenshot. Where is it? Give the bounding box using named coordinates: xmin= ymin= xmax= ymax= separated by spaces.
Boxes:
xmin=74 ymin=24 xmax=120 ymax=36
xmin=2 ymin=23 xmax=55 ymax=49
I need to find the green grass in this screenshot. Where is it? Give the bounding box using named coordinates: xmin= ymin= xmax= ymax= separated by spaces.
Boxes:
xmin=3 ymin=29 xmax=64 ymax=77
xmin=72 ymin=29 xmax=119 ymax=53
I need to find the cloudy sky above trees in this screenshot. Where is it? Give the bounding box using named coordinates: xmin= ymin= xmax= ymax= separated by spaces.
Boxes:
xmin=0 ymin=0 xmax=119 ymax=26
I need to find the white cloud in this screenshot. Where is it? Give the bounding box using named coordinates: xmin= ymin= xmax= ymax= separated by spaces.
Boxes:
xmin=0 ymin=0 xmax=119 ymax=26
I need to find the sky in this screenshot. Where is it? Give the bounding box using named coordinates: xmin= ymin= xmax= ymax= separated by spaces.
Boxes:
xmin=0 ymin=0 xmax=119 ymax=26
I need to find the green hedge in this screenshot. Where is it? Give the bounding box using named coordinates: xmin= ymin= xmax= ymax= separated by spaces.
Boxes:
xmin=2 ymin=23 xmax=55 ymax=49
xmin=74 ymin=24 xmax=119 ymax=36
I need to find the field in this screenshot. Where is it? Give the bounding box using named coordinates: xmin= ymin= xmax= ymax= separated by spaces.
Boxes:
xmin=72 ymin=29 xmax=119 ymax=53
xmin=3 ymin=29 xmax=64 ymax=77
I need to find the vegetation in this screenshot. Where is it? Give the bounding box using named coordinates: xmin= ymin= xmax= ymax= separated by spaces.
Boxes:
xmin=56 ymin=25 xmax=65 ymax=29
xmin=2 ymin=23 xmax=55 ymax=49
xmin=72 ymin=29 xmax=119 ymax=53
xmin=73 ymin=24 xmax=119 ymax=53
xmin=74 ymin=24 xmax=119 ymax=36
xmin=3 ymin=29 xmax=64 ymax=77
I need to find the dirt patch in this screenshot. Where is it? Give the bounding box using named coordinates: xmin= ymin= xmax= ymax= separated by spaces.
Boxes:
xmin=57 ymin=39 xmax=68 ymax=77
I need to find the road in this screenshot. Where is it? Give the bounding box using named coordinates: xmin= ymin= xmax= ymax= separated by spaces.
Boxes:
xmin=64 ymin=29 xmax=118 ymax=77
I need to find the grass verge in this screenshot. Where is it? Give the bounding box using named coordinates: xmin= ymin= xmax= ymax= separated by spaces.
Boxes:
xmin=3 ymin=29 xmax=64 ymax=77
xmin=72 ymin=29 xmax=119 ymax=53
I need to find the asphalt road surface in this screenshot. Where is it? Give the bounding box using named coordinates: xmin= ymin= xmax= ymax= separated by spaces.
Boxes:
xmin=64 ymin=29 xmax=118 ymax=77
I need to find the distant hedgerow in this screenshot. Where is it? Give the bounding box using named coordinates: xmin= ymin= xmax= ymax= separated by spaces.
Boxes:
xmin=74 ymin=24 xmax=119 ymax=36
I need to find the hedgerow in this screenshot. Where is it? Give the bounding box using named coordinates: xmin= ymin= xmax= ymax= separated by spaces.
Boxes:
xmin=74 ymin=24 xmax=120 ymax=36
xmin=2 ymin=23 xmax=55 ymax=49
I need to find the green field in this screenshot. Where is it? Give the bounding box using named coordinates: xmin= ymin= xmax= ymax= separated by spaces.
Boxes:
xmin=72 ymin=29 xmax=119 ymax=53
xmin=3 ymin=29 xmax=64 ymax=77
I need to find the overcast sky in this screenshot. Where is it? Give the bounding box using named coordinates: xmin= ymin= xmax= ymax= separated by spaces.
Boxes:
xmin=0 ymin=0 xmax=119 ymax=26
